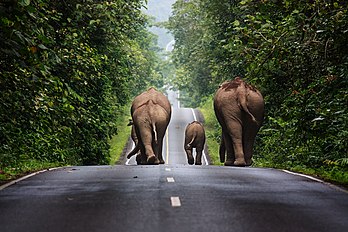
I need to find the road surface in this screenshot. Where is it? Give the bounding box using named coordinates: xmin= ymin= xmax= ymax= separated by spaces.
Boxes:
xmin=1 ymin=92 xmax=347 ymax=232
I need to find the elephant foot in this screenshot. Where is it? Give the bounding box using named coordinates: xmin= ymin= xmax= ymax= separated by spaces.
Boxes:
xmin=187 ymin=156 xmax=194 ymax=165
xmin=195 ymin=161 xmax=202 ymax=165
xmin=224 ymin=160 xmax=235 ymax=166
xmin=147 ymin=155 xmax=157 ymax=165
xmin=136 ymin=154 xmax=147 ymax=165
xmin=159 ymin=159 xmax=165 ymax=164
xmin=233 ymin=159 xmax=246 ymax=167
xmin=245 ymin=160 xmax=253 ymax=166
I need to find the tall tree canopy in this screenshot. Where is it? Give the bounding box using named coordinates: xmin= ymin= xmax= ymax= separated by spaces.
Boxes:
xmin=168 ymin=0 xmax=347 ymax=172
xmin=0 ymin=0 xmax=162 ymax=167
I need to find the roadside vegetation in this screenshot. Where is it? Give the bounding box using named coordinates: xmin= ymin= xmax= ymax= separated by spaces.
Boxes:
xmin=1 ymin=0 xmax=347 ymax=187
xmin=168 ymin=0 xmax=348 ymax=185
xmin=0 ymin=0 xmax=164 ymax=181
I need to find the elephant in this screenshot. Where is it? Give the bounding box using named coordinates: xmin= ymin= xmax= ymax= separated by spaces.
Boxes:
xmin=127 ymin=88 xmax=171 ymax=165
xmin=213 ymin=77 xmax=264 ymax=166
xmin=184 ymin=121 xmax=206 ymax=165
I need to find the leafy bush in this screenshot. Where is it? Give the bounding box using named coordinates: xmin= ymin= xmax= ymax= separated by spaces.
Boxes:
xmin=0 ymin=0 xmax=161 ymax=171
xmin=169 ymin=0 xmax=347 ymax=184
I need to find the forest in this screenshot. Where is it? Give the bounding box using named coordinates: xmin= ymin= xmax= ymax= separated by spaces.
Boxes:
xmin=0 ymin=0 xmax=165 ymax=179
xmin=168 ymin=0 xmax=347 ymax=184
xmin=1 ymin=0 xmax=347 ymax=185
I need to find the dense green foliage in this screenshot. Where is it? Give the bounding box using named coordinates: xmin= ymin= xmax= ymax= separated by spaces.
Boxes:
xmin=0 ymin=0 xmax=162 ymax=174
xmin=168 ymin=0 xmax=348 ymax=182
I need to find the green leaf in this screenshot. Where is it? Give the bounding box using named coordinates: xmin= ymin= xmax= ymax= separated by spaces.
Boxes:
xmin=233 ymin=20 xmax=240 ymax=27
xmin=38 ymin=44 xmax=48 ymax=50
xmin=19 ymin=0 xmax=30 ymax=7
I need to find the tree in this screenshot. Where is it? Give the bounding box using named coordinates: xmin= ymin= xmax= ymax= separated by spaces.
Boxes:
xmin=0 ymin=0 xmax=162 ymax=169
xmin=168 ymin=0 xmax=348 ymax=174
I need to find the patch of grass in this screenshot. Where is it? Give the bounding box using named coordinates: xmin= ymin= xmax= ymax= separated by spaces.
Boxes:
xmin=254 ymin=158 xmax=348 ymax=187
xmin=0 ymin=160 xmax=60 ymax=183
xmin=109 ymin=106 xmax=132 ymax=165
xmin=199 ymin=97 xmax=348 ymax=187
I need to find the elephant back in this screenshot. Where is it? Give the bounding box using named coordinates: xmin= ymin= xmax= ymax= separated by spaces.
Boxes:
xmin=214 ymin=77 xmax=264 ymax=125
xmin=131 ymin=88 xmax=171 ymax=116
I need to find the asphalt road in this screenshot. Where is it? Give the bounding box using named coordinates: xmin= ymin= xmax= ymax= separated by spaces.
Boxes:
xmin=1 ymin=165 xmax=347 ymax=232
xmin=1 ymin=93 xmax=348 ymax=232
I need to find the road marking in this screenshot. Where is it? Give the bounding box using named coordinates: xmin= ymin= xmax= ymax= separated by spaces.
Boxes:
xmin=282 ymin=170 xmax=324 ymax=182
xmin=191 ymin=108 xmax=198 ymax=121
xmin=177 ymin=91 xmax=180 ymax=108
xmin=170 ymin=197 xmax=181 ymax=207
xmin=165 ymin=129 xmax=169 ymax=164
xmin=167 ymin=177 xmax=175 ymax=183
xmin=190 ymin=108 xmax=209 ymax=166
xmin=0 ymin=168 xmax=60 ymax=191
xmin=165 ymin=168 xmax=171 ymax=171
xmin=282 ymin=170 xmax=348 ymax=194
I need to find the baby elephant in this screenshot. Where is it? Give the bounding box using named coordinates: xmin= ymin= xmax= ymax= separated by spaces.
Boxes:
xmin=184 ymin=121 xmax=206 ymax=165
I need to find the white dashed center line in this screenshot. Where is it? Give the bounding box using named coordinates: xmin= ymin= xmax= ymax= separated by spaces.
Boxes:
xmin=170 ymin=197 xmax=181 ymax=207
xmin=167 ymin=177 xmax=175 ymax=183
xmin=165 ymin=168 xmax=171 ymax=171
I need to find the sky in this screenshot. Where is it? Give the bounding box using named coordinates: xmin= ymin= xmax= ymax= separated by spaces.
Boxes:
xmin=143 ymin=0 xmax=176 ymax=49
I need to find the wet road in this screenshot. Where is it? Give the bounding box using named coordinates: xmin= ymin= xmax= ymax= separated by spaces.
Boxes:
xmin=1 ymin=165 xmax=347 ymax=232
xmin=1 ymin=92 xmax=348 ymax=231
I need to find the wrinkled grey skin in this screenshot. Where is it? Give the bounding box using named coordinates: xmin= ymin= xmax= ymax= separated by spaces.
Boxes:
xmin=184 ymin=121 xmax=206 ymax=165
xmin=214 ymin=77 xmax=264 ymax=166
xmin=127 ymin=88 xmax=171 ymax=165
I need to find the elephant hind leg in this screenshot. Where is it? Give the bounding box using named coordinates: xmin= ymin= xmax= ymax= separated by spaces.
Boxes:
xmin=224 ymin=122 xmax=246 ymax=166
xmin=243 ymin=125 xmax=259 ymax=166
xmin=185 ymin=149 xmax=194 ymax=165
xmin=221 ymin=131 xmax=236 ymax=166
xmin=195 ymin=148 xmax=203 ymax=165
xmin=219 ymin=134 xmax=226 ymax=163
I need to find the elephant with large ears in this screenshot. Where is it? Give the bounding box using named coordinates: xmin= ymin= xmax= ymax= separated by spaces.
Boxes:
xmin=214 ymin=77 xmax=264 ymax=166
xmin=184 ymin=121 xmax=206 ymax=165
xmin=127 ymin=88 xmax=171 ymax=165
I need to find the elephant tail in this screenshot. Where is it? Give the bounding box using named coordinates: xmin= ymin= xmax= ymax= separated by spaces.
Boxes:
xmin=186 ymin=133 xmax=196 ymax=149
xmin=152 ymin=122 xmax=158 ymax=144
xmin=127 ymin=142 xmax=140 ymax=159
xmin=237 ymin=87 xmax=258 ymax=125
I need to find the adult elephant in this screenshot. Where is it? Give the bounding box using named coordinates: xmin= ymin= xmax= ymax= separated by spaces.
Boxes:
xmin=127 ymin=88 xmax=171 ymax=164
xmin=214 ymin=77 xmax=264 ymax=166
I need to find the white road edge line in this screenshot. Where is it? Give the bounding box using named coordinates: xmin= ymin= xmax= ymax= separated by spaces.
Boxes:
xmin=190 ymin=108 xmax=209 ymax=166
xmin=167 ymin=177 xmax=175 ymax=183
xmin=166 ymin=129 xmax=169 ymax=165
xmin=170 ymin=196 xmax=181 ymax=207
xmin=282 ymin=169 xmax=324 ymax=183
xmin=282 ymin=169 xmax=348 ymax=194
xmin=0 ymin=167 xmax=60 ymax=191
